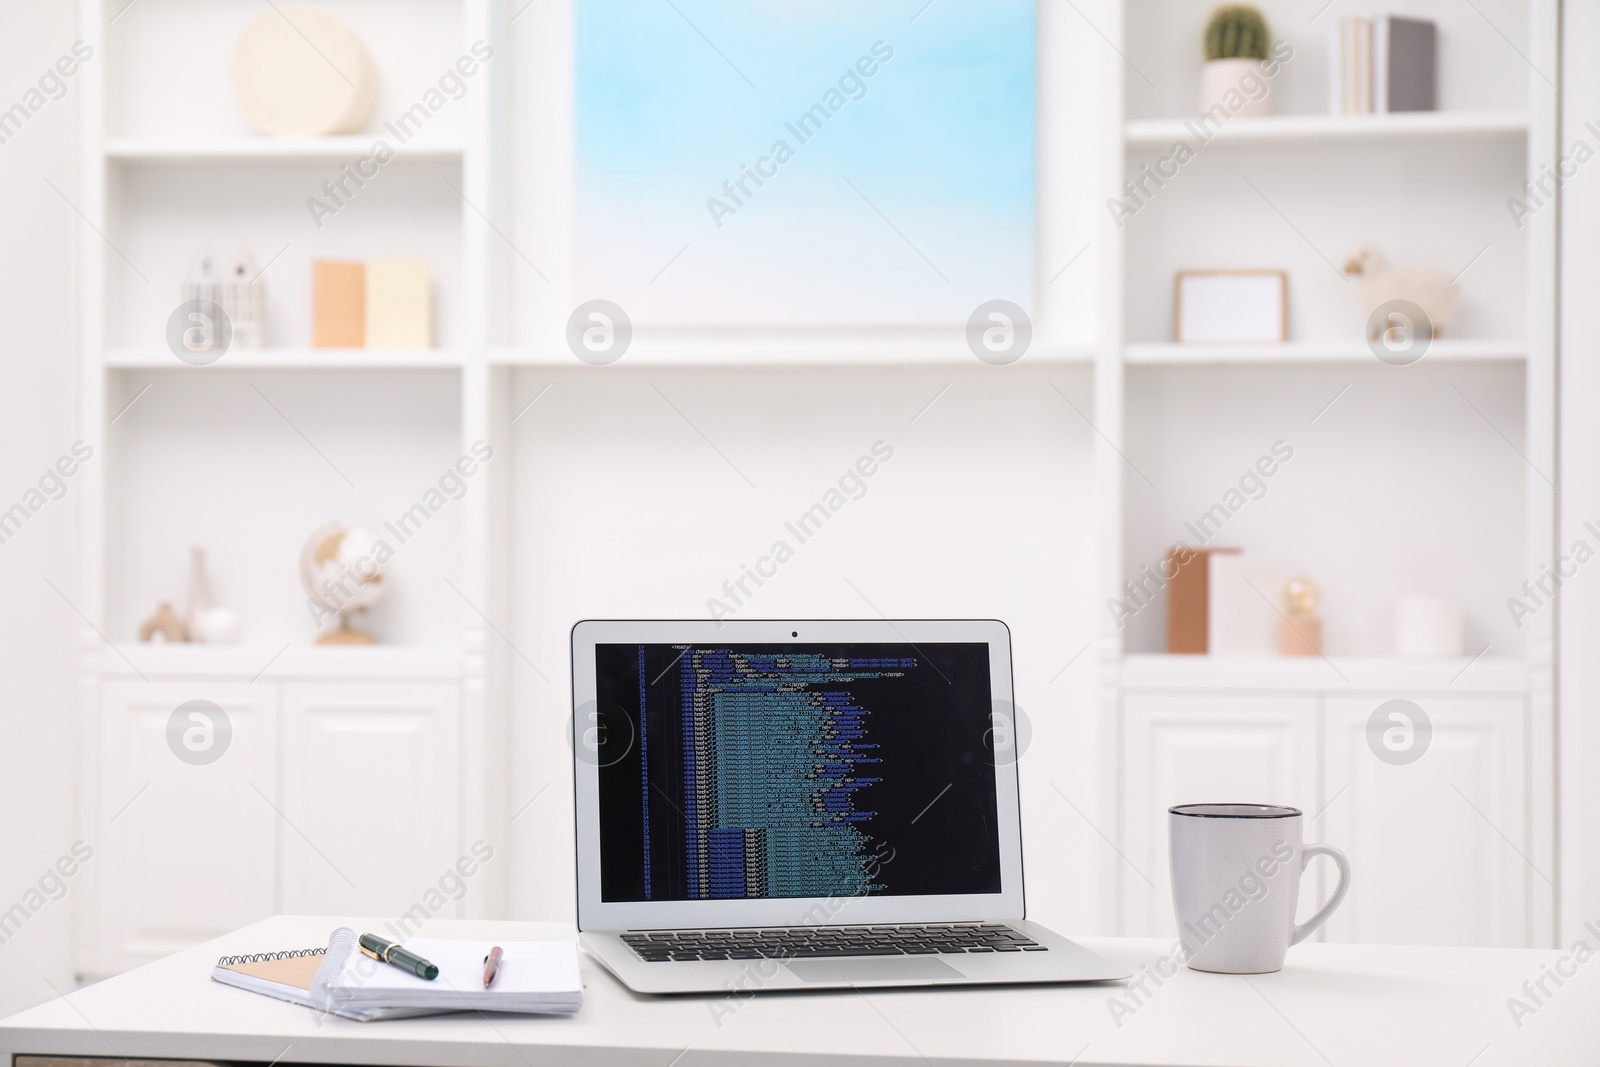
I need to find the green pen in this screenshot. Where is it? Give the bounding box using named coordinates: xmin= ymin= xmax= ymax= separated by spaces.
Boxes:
xmin=358 ymin=932 xmax=439 ymax=980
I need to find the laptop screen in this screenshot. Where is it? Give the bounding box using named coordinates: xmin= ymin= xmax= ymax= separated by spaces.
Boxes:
xmin=591 ymin=642 xmax=1003 ymax=903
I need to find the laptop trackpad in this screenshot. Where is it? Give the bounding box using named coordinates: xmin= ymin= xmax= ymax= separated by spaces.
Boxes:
xmin=784 ymin=957 xmax=965 ymax=983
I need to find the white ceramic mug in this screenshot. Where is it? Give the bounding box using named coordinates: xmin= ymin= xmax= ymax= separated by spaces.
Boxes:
xmin=1168 ymin=803 xmax=1351 ymax=974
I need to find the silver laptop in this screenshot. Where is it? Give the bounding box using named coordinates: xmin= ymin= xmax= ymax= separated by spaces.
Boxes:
xmin=571 ymin=619 xmax=1128 ymax=993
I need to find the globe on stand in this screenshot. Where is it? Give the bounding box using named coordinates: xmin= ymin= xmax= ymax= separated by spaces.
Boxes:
xmin=300 ymin=521 xmax=387 ymax=645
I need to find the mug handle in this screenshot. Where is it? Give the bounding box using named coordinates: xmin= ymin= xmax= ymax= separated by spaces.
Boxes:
xmin=1289 ymin=844 xmax=1352 ymax=946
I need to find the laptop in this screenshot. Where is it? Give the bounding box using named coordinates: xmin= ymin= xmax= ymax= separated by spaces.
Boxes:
xmin=571 ymin=619 xmax=1129 ymax=993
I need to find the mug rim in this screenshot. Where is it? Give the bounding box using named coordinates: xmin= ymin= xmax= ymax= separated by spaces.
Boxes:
xmin=1169 ymin=803 xmax=1302 ymax=819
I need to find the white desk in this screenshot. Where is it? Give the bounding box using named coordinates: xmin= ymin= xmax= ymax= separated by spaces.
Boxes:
xmin=2 ymin=916 xmax=1594 ymax=1066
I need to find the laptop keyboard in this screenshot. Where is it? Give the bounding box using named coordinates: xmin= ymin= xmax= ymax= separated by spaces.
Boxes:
xmin=620 ymin=923 xmax=1046 ymax=962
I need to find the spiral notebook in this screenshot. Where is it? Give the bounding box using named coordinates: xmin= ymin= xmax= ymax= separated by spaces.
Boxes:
xmin=211 ymin=927 xmax=583 ymax=1021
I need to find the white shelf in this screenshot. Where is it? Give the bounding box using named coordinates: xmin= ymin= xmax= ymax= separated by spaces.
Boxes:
xmin=1119 ymin=654 xmax=1526 ymax=694
xmin=104 ymin=136 xmax=465 ymax=163
xmin=104 ymin=347 xmax=464 ymax=370
xmin=1125 ymin=340 xmax=1526 ymax=365
xmin=1124 ymin=111 xmax=1529 ymax=149
xmin=98 ymin=643 xmax=462 ymax=682
xmin=492 ymin=329 xmax=1095 ymax=367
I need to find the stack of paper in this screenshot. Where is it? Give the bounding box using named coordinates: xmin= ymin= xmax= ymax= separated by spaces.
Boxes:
xmin=211 ymin=927 xmax=582 ymax=1021
xmin=319 ymin=929 xmax=584 ymax=1018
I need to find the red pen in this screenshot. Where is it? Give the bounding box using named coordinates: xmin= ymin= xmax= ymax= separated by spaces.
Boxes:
xmin=483 ymin=945 xmax=503 ymax=988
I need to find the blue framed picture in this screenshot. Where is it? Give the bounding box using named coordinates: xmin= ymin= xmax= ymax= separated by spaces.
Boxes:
xmin=575 ymin=0 xmax=1036 ymax=326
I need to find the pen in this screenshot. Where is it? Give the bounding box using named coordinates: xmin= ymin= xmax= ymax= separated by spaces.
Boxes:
xmin=483 ymin=945 xmax=503 ymax=988
xmin=358 ymin=932 xmax=439 ymax=980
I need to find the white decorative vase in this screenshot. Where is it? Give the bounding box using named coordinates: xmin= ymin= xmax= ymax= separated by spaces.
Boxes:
xmin=1199 ymin=58 xmax=1271 ymax=117
xmin=1394 ymin=595 xmax=1463 ymax=658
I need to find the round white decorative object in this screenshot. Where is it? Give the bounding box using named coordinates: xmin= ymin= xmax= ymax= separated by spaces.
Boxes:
xmin=192 ymin=608 xmax=241 ymax=645
xmin=1394 ymin=595 xmax=1463 ymax=658
xmin=232 ymin=5 xmax=378 ymax=137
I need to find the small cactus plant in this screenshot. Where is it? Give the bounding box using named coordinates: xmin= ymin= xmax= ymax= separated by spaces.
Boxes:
xmin=1204 ymin=5 xmax=1270 ymax=61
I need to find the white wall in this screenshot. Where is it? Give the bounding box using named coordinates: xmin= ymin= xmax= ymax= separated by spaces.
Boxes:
xmin=504 ymin=364 xmax=1108 ymax=934
xmin=0 ymin=1 xmax=87 ymax=1016
xmin=1559 ymin=0 xmax=1600 ymax=945
xmin=494 ymin=0 xmax=1123 ymax=938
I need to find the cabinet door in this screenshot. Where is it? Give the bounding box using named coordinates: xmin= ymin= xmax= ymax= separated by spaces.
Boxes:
xmin=1120 ymin=693 xmax=1319 ymax=936
xmin=1322 ymin=696 xmax=1528 ymax=947
xmin=279 ymin=683 xmax=460 ymax=917
xmin=97 ymin=681 xmax=277 ymax=971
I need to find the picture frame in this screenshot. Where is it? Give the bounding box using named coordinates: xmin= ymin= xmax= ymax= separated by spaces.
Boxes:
xmin=1174 ymin=269 xmax=1288 ymax=343
xmin=574 ymin=0 xmax=1037 ymax=328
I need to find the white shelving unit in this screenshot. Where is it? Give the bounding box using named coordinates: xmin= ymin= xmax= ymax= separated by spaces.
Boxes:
xmin=1124 ymin=110 xmax=1529 ymax=147
xmin=66 ymin=0 xmax=1562 ymax=974
xmin=489 ymin=336 xmax=1096 ymax=367
xmin=1118 ymin=654 xmax=1529 ymax=694
xmin=103 ymin=347 xmax=468 ymax=369
xmin=103 ymin=136 xmax=466 ymax=162
xmin=1103 ymin=0 xmax=1558 ymax=947
xmin=1124 ymin=339 xmax=1526 ymax=364
xmin=73 ymin=0 xmax=508 ymax=975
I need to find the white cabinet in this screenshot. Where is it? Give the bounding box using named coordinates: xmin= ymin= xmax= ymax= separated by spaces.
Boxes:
xmin=1120 ymin=694 xmax=1318 ymax=935
xmin=1322 ymin=696 xmax=1528 ymax=947
xmin=1117 ymin=674 xmax=1533 ymax=948
xmin=280 ymin=683 xmax=460 ymax=916
xmin=96 ymin=682 xmax=277 ymax=972
xmin=91 ymin=668 xmax=460 ymax=974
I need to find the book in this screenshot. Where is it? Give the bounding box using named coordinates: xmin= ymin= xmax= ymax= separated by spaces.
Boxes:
xmin=1327 ymin=20 xmax=1344 ymax=115
xmin=1356 ymin=18 xmax=1372 ymax=113
xmin=1331 ymin=15 xmax=1437 ymax=115
xmin=1208 ymin=555 xmax=1290 ymax=657
xmin=1165 ymin=547 xmax=1240 ymax=654
xmin=363 ymin=258 xmax=431 ymax=349
xmin=1328 ymin=18 xmax=1371 ymax=114
xmin=1375 ymin=16 xmax=1437 ymax=112
xmin=211 ymin=927 xmax=583 ymax=1021
xmin=312 ymin=260 xmax=365 ymax=347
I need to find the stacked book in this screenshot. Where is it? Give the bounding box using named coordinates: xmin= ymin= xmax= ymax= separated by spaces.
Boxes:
xmin=1329 ymin=16 xmax=1437 ymax=114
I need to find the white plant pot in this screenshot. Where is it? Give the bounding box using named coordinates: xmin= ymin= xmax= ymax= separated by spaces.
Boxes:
xmin=1199 ymin=58 xmax=1271 ymax=118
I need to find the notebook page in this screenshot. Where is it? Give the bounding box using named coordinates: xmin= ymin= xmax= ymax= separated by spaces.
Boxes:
xmin=323 ymin=937 xmax=581 ymax=999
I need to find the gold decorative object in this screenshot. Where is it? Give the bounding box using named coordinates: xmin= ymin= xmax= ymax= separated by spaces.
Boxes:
xmin=1280 ymin=576 xmax=1323 ymax=656
xmin=138 ymin=601 xmax=188 ymax=643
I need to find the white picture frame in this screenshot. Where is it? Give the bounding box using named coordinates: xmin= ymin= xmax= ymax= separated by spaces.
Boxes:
xmin=1175 ymin=270 xmax=1289 ymax=343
